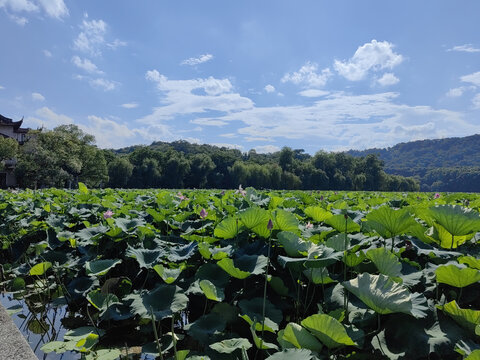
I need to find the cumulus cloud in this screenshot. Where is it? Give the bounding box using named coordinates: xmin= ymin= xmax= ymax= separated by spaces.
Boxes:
xmin=27 ymin=106 xmax=74 ymax=128
xmin=334 ymin=40 xmax=403 ymax=81
xmin=72 ymin=56 xmax=103 ymax=74
xmin=121 ymin=102 xmax=138 ymax=109
xmin=255 ymin=145 xmax=280 ymax=153
xmin=473 ymin=94 xmax=480 ymax=109
xmin=264 ymin=84 xmax=275 ymax=93
xmin=446 ymin=87 xmax=467 ymax=97
xmin=181 ymin=54 xmax=214 ymax=66
xmin=210 ymin=143 xmax=243 ymax=150
xmin=79 ymin=115 xmax=141 ymax=148
xmin=282 ymin=62 xmax=332 ymax=88
xmin=448 ymin=44 xmax=480 ymax=53
xmin=376 ymin=73 xmax=399 ymax=86
xmin=461 ymin=71 xmax=480 ymax=87
xmin=0 ymin=0 xmax=68 ymax=20
xmin=73 ymin=16 xmax=107 ymax=56
xmin=31 ymin=92 xmax=45 ymax=101
xmin=89 ymin=78 xmax=117 ymax=91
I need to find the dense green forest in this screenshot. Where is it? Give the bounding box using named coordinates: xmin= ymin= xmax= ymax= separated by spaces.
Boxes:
xmin=1 ymin=125 xmax=419 ymax=191
xmin=348 ymin=134 xmax=480 ymax=192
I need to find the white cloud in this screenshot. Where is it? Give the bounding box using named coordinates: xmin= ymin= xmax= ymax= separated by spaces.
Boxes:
xmin=210 ymin=143 xmax=243 ymax=150
xmin=191 ymin=119 xmax=228 ymax=126
xmin=9 ymin=14 xmax=27 ymax=25
xmin=0 ymin=0 xmax=68 ymax=19
xmin=43 ymin=49 xmax=52 ymax=57
xmin=473 ymin=94 xmax=480 ymax=109
xmin=73 ymin=16 xmax=107 ymax=56
xmin=141 ymin=71 xmax=253 ymax=124
xmin=106 ymin=39 xmax=127 ymax=50
xmin=446 ymin=87 xmax=466 ymax=97
xmin=376 ymin=72 xmax=399 ymax=86
xmin=121 ymin=102 xmax=138 ymax=109
xmin=281 ymin=62 xmax=332 ymax=88
xmin=79 ymin=115 xmax=139 ymax=148
xmin=31 ymin=92 xmax=45 ymax=101
xmin=334 ymin=40 xmax=403 ymax=81
xmin=461 ymin=71 xmax=480 ymax=87
xmin=298 ymin=89 xmax=329 ymax=98
xmin=0 ymin=85 xmax=4 ymax=90
xmin=448 ymin=44 xmax=480 ymax=53
xmin=27 ymin=106 xmax=74 ymax=128
xmin=255 ymin=145 xmax=280 ymax=153
xmin=181 ymin=54 xmax=213 ymax=66
xmin=89 ymin=78 xmax=117 ymax=91
xmin=71 ymin=56 xmax=103 ymax=74
xmin=264 ymin=84 xmax=275 ymax=93
xmin=36 ymin=0 xmax=68 ymax=18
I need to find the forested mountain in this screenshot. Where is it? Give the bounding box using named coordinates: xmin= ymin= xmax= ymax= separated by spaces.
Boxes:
xmin=348 ymin=134 xmax=480 ymax=191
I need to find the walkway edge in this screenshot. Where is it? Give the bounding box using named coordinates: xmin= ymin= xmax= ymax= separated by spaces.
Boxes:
xmin=0 ymin=303 xmax=38 ymax=360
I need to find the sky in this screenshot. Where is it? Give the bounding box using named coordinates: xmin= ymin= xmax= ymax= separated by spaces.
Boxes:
xmin=1 ymin=1 xmax=480 ymax=154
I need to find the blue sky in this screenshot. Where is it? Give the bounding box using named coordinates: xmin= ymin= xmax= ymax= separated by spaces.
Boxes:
xmin=1 ymin=1 xmax=480 ymax=153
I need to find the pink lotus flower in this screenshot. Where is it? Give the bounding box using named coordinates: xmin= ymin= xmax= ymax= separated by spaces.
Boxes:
xmin=305 ymin=222 xmax=313 ymax=229
xmin=235 ymin=184 xmax=247 ymax=196
xmin=103 ymin=210 xmax=114 ymax=219
xmin=434 ymin=193 xmax=440 ymax=199
xmin=177 ymin=192 xmax=188 ymax=201
xmin=200 ymin=208 xmax=208 ymax=219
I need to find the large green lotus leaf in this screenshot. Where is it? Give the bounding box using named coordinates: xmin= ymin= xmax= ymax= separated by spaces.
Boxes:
xmin=325 ymin=215 xmax=360 ymax=233
xmin=64 ymin=326 xmax=105 ymax=342
xmin=126 ymin=247 xmax=163 ymax=269
xmin=282 ymin=323 xmax=323 ymax=352
xmin=304 ymin=206 xmax=333 ymax=222
xmin=75 ymin=225 xmax=109 ymax=246
xmin=217 ymin=255 xmax=268 ymax=279
xmin=278 ymin=245 xmax=342 ymax=269
xmin=437 ymin=300 xmax=480 ymax=333
xmin=428 ymin=222 xmax=474 ymax=249
xmin=214 ymin=216 xmax=243 ymax=239
xmin=146 ymin=208 xmax=165 ymax=223
xmin=266 ymin=349 xmax=314 ymax=360
xmin=250 ymin=322 xmax=279 ymax=350
xmin=435 ymin=265 xmax=480 ymax=288
xmin=466 ymin=350 xmax=480 ymax=360
xmin=365 ymin=206 xmax=417 ymax=238
xmin=209 ymin=338 xmax=252 ymax=353
xmin=125 ymin=284 xmax=188 ymax=319
xmin=325 ymin=233 xmax=350 ymax=251
xmin=273 ymin=209 xmax=299 ymax=233
xmin=78 ymin=182 xmax=89 ymax=194
xmin=86 ymin=289 xmax=121 ymax=314
xmin=30 ymin=261 xmax=52 ymax=276
xmin=195 ymin=263 xmax=230 ymax=287
xmin=153 ymin=264 xmax=182 ymax=284
xmin=199 ymin=279 xmax=225 ymax=302
xmin=114 ymin=217 xmax=146 ymax=233
xmin=85 ymin=259 xmax=122 ymax=277
xmin=239 ymin=297 xmax=283 ymax=324
xmin=185 ymin=313 xmax=226 ymax=345
xmin=277 ymin=231 xmax=311 ymax=257
xmin=303 ymin=268 xmax=336 ymax=285
xmin=458 ymin=256 xmax=480 ymax=270
xmin=239 ymin=207 xmax=270 ymax=238
xmin=366 ymin=247 xmax=402 ymax=278
xmin=84 ymin=349 xmax=122 ymax=360
xmin=344 ymin=251 xmax=366 ymax=267
xmin=240 ymin=314 xmax=279 ymax=333
xmin=269 ymin=276 xmax=290 ymax=296
xmin=342 ymin=273 xmax=428 ymax=318
xmin=300 ymin=314 xmax=356 ymax=349
xmin=426 ymin=205 xmax=480 ymax=236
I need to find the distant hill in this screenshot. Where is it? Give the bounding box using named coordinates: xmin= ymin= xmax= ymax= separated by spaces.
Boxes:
xmin=348 ymin=134 xmax=480 ymax=192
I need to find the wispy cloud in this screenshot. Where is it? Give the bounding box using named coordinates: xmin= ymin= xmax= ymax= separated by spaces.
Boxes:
xmin=334 ymin=40 xmax=403 ymax=81
xmin=446 ymin=87 xmax=467 ymax=97
xmin=0 ymin=85 xmax=4 ymax=90
xmin=8 ymin=13 xmax=28 ymax=25
xmin=448 ymin=44 xmax=480 ymax=53
xmin=181 ymin=53 xmax=214 ymax=66
xmin=37 ymin=0 xmax=68 ymax=18
xmin=27 ymin=106 xmax=74 ymax=128
xmin=73 ymin=15 xmax=107 ymax=56
xmin=298 ymin=89 xmax=329 ymax=98
xmin=282 ymin=62 xmax=332 ymax=88
xmin=72 ymin=56 xmax=103 ymax=74
xmin=121 ymin=102 xmax=139 ymax=109
xmin=0 ymin=0 xmax=68 ymax=20
xmin=461 ymin=71 xmax=480 ymax=87
xmin=31 ymin=92 xmax=45 ymax=101
xmin=473 ymin=94 xmax=480 ymax=109
xmin=89 ymin=78 xmax=118 ymax=91
xmin=43 ymin=49 xmax=52 ymax=57
xmin=255 ymin=145 xmax=280 ymax=153
xmin=264 ymin=84 xmax=275 ymax=93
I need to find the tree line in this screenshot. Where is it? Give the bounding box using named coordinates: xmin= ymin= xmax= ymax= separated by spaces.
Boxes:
xmin=1 ymin=125 xmax=419 ymax=191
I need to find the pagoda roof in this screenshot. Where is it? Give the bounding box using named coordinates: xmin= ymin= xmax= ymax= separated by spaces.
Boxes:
xmin=0 ymin=114 xmax=27 ymax=132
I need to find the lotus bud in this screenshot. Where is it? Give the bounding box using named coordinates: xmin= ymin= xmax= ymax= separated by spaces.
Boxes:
xmin=267 ymin=219 xmax=274 ymax=231
xmin=103 ymin=210 xmax=114 ymax=219
xmin=200 ymin=208 xmax=208 ymax=219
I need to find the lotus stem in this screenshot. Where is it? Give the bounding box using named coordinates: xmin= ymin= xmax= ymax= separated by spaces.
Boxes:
xmin=451 ymin=233 xmax=454 ymax=250
xmin=150 ymin=306 xmax=164 ymax=360
xmin=171 ymin=315 xmax=177 ymax=358
xmin=260 ymin=230 xmax=272 ymax=350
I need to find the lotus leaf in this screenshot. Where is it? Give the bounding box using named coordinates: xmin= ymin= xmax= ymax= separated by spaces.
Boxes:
xmin=239 ymin=207 xmax=270 ymax=238
xmin=304 ymin=206 xmax=333 ymax=222
xmin=85 ymin=259 xmax=122 ymax=277
xmin=214 ymin=216 xmax=242 ymax=239
xmin=125 ymin=284 xmax=188 ymax=319
xmin=282 ymin=322 xmax=323 ymax=352
xmin=365 ymin=206 xmax=417 ymax=238
xmin=366 ymin=247 xmax=402 ymax=278
xmin=29 ymin=261 xmax=52 ymax=276
xmin=300 ymin=314 xmax=356 ymax=348
xmin=325 ymin=215 xmax=360 ymax=233
xmin=426 ymin=205 xmax=480 ymax=236
xmin=86 ymin=290 xmax=121 ymax=314
xmin=458 ymin=256 xmax=480 ymax=270
xmin=342 ymin=273 xmax=428 ymax=318
xmin=217 ymin=254 xmax=268 ymax=279
xmin=126 ymin=247 xmax=163 ymax=268
xmin=153 ymin=264 xmax=182 ymax=284
xmin=185 ymin=313 xmax=227 ymax=344
xmin=199 ymin=279 xmax=225 ymax=301
xmin=277 ymin=231 xmax=311 ymax=257
xmin=250 ymin=322 xmax=279 ymax=350
xmin=435 ymin=265 xmax=480 ymax=288
xmin=273 ymin=209 xmax=300 ymax=233
xmin=209 ymin=338 xmax=252 ymax=353
xmin=438 ymin=300 xmax=480 ymax=333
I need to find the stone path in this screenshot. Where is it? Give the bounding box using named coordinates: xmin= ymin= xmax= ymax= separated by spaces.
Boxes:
xmin=0 ymin=303 xmax=38 ymax=360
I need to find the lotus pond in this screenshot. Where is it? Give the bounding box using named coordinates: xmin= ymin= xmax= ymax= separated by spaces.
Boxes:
xmin=1 ymin=186 xmax=480 ymax=360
